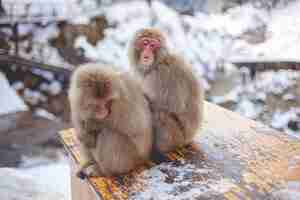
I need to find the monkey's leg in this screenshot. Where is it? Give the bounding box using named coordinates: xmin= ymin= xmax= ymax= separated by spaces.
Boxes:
xmin=93 ymin=129 xmax=143 ymax=177
xmin=79 ymin=133 xmax=97 ymax=148
xmin=76 ymin=159 xmax=97 ymax=179
xmin=76 ymin=140 xmax=98 ymax=179
xmin=179 ymin=102 xmax=203 ymax=145
xmin=154 ymin=111 xmax=186 ymax=153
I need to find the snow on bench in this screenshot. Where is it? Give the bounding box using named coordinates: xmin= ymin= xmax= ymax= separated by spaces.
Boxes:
xmin=59 ymin=102 xmax=300 ymax=200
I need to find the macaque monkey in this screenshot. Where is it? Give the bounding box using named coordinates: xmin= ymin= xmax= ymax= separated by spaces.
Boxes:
xmin=128 ymin=28 xmax=204 ymax=153
xmin=69 ymin=63 xmax=153 ymax=177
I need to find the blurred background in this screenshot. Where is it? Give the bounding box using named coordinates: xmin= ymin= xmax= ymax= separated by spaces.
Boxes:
xmin=0 ymin=0 xmax=299 ymax=199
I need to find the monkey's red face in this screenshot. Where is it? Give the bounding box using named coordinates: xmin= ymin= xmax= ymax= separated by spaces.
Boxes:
xmin=95 ymin=98 xmax=113 ymax=120
xmin=82 ymin=79 xmax=116 ymax=120
xmin=136 ymin=37 xmax=161 ymax=66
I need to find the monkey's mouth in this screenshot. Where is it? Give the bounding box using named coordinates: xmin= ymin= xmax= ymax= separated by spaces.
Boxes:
xmin=105 ymin=100 xmax=113 ymax=116
xmin=143 ymin=54 xmax=150 ymax=59
xmin=95 ymin=100 xmax=113 ymax=120
xmin=142 ymin=56 xmax=150 ymax=61
xmin=142 ymin=56 xmax=153 ymax=65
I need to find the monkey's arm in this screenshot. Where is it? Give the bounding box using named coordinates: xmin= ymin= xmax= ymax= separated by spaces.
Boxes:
xmin=78 ymin=119 xmax=104 ymax=147
xmin=78 ymin=132 xmax=97 ymax=147
xmin=168 ymin=56 xmax=200 ymax=113
xmin=77 ymin=136 xmax=99 ymax=179
xmin=76 ymin=159 xmax=96 ymax=179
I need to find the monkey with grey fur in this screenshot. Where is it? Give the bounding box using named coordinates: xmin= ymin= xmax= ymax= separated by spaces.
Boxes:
xmin=69 ymin=63 xmax=153 ymax=177
xmin=128 ymin=28 xmax=204 ymax=153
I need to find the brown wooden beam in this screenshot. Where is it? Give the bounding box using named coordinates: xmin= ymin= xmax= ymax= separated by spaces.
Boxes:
xmin=231 ymin=59 xmax=300 ymax=71
xmin=0 ymin=54 xmax=72 ymax=76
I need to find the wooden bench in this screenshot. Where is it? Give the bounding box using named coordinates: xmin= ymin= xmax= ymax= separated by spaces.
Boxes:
xmin=59 ymin=102 xmax=300 ymax=200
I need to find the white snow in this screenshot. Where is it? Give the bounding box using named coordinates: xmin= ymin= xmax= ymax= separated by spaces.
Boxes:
xmin=2 ymin=0 xmax=104 ymax=25
xmin=48 ymin=80 xmax=63 ymax=95
xmin=34 ymin=108 xmax=57 ymax=120
xmin=0 ymin=72 xmax=28 ymax=115
xmin=23 ymin=88 xmax=44 ymax=105
xmin=271 ymin=108 xmax=300 ymax=137
xmin=131 ymin=162 xmax=235 ymax=200
xmin=21 ymin=162 xmax=71 ymax=200
xmin=250 ymin=1 xmax=300 ymax=59
xmin=235 ymin=98 xmax=263 ymax=119
xmin=0 ymin=160 xmax=70 ymax=200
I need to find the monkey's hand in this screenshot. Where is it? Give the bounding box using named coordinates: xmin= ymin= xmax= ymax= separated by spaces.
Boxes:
xmin=78 ymin=134 xmax=97 ymax=148
xmin=77 ymin=162 xmax=102 ymax=179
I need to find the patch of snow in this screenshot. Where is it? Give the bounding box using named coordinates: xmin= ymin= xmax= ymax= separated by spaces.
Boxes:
xmin=21 ymin=161 xmax=71 ymax=199
xmin=2 ymin=0 xmax=96 ymax=22
xmin=12 ymin=81 xmax=25 ymax=91
xmin=273 ymin=181 xmax=300 ymax=200
xmin=235 ymin=98 xmax=263 ymax=119
xmin=0 ymin=72 xmax=28 ymax=115
xmin=48 ymin=80 xmax=62 ymax=95
xmin=271 ymin=108 xmax=300 ymax=130
xmin=23 ymin=88 xmax=42 ymax=105
xmin=0 ymin=160 xmax=70 ymax=200
xmin=75 ymin=36 xmax=100 ymax=60
xmin=256 ymin=71 xmax=300 ymax=95
xmin=32 ymin=69 xmax=55 ymax=81
xmin=34 ymin=108 xmax=57 ymax=120
xmin=250 ymin=1 xmax=300 ymax=59
xmin=131 ymin=162 xmax=235 ymax=200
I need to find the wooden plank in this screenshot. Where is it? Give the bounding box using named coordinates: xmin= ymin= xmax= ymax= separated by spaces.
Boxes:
xmin=0 ymin=54 xmax=72 ymax=76
xmin=59 ymin=102 xmax=300 ymax=200
xmin=230 ymin=58 xmax=300 ymax=71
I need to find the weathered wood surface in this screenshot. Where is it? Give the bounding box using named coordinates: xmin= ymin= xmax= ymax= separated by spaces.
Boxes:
xmin=59 ymin=102 xmax=300 ymax=200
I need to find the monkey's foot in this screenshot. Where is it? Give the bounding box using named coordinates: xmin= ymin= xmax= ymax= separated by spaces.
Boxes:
xmin=77 ymin=164 xmax=102 ymax=179
xmin=76 ymin=170 xmax=87 ymax=180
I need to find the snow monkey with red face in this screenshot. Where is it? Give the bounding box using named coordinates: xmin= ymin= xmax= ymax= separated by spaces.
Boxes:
xmin=69 ymin=63 xmax=153 ymax=177
xmin=129 ymin=28 xmax=204 ymax=154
